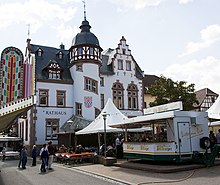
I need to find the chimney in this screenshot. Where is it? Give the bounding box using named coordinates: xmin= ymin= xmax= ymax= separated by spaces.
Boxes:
xmin=60 ymin=43 xmax=65 ymax=50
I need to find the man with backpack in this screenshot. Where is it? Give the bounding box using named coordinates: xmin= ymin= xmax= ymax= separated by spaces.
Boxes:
xmin=40 ymin=144 xmax=48 ymax=173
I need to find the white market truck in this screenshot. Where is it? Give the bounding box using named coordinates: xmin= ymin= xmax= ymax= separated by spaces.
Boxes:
xmin=110 ymin=102 xmax=220 ymax=165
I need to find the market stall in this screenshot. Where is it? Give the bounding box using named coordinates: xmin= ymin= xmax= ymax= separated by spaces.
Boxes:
xmin=109 ymin=102 xmax=210 ymax=163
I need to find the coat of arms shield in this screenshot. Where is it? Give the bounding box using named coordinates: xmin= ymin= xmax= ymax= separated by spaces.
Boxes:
xmin=84 ymin=96 xmax=92 ymax=108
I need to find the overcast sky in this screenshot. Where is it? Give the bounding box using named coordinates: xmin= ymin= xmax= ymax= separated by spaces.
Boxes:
xmin=0 ymin=0 xmax=220 ymax=94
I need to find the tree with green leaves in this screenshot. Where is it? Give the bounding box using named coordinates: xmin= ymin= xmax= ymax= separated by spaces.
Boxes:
xmin=148 ymin=75 xmax=198 ymax=110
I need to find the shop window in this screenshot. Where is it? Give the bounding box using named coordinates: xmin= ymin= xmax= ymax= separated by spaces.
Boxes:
xmin=46 ymin=119 xmax=59 ymax=140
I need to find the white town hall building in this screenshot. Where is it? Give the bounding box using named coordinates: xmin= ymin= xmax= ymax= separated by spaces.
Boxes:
xmin=18 ymin=16 xmax=144 ymax=149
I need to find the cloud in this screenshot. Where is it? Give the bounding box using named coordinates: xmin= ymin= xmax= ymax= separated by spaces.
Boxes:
xmin=0 ymin=0 xmax=77 ymax=33
xmin=179 ymin=0 xmax=193 ymax=4
xmin=55 ymin=24 xmax=79 ymax=43
xmin=108 ymin=0 xmax=161 ymax=11
xmin=155 ymin=56 xmax=220 ymax=93
xmin=179 ymin=24 xmax=220 ymax=57
xmin=60 ymin=0 xmax=81 ymax=3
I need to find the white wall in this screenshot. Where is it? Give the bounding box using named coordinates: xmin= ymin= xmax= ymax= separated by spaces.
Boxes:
xmin=35 ymin=82 xmax=74 ymax=145
xmin=70 ymin=63 xmax=100 ymax=120
xmin=100 ymin=38 xmax=143 ymax=117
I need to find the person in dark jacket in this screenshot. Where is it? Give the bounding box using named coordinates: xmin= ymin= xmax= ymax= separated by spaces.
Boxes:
xmin=32 ymin=145 xmax=37 ymax=166
xmin=17 ymin=143 xmax=23 ymax=168
xmin=21 ymin=145 xmax=27 ymax=169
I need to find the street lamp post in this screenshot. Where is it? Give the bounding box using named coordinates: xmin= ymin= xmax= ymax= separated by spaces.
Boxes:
xmin=67 ymin=120 xmax=73 ymax=147
xmin=102 ymin=112 xmax=109 ymax=158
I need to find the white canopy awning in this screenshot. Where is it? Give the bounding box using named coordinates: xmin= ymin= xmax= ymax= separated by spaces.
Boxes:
xmin=207 ymin=96 xmax=220 ymax=120
xmin=75 ymin=98 xmax=128 ymax=135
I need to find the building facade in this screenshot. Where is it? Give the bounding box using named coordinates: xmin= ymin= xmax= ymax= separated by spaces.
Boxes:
xmin=194 ymin=88 xmax=219 ymax=112
xmin=16 ymin=17 xmax=144 ymax=148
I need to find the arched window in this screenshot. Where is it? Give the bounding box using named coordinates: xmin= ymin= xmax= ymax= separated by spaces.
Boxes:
xmin=127 ymin=83 xmax=138 ymax=109
xmin=112 ymin=81 xmax=124 ymax=109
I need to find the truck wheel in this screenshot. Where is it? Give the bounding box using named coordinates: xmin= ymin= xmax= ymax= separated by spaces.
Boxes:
xmin=200 ymin=137 xmax=211 ymax=149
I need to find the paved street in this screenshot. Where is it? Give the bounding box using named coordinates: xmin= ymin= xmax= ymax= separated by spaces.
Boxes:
xmin=0 ymin=159 xmax=125 ymax=185
xmin=1 ymin=158 xmax=220 ymax=185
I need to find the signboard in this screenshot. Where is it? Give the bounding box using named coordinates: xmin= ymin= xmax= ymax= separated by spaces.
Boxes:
xmin=123 ymin=142 xmax=176 ymax=153
xmin=144 ymin=101 xmax=183 ymax=115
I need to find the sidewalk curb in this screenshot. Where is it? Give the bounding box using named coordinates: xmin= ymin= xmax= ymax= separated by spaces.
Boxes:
xmin=54 ymin=163 xmax=133 ymax=185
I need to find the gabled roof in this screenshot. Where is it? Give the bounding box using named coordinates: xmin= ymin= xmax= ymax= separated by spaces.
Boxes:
xmin=31 ymin=44 xmax=73 ymax=83
xmin=195 ymin=88 xmax=218 ymax=107
xmin=42 ymin=60 xmax=62 ymax=71
xmin=100 ymin=45 xmax=144 ymax=79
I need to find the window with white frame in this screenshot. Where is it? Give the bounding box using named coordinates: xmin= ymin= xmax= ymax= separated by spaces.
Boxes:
xmin=118 ymin=59 xmax=123 ymax=70
xmin=57 ymin=90 xmax=66 ymax=107
xmin=126 ymin=61 xmax=131 ymax=71
xmin=127 ymin=84 xmax=138 ymax=109
xmin=84 ymin=77 xmax=98 ymax=94
xmin=112 ymin=81 xmax=124 ymax=109
xmin=46 ymin=119 xmax=59 ymax=140
xmin=39 ymin=89 xmax=49 ymax=106
xmin=75 ymin=102 xmax=82 ymax=116
xmin=78 ymin=48 xmax=82 ymax=55
xmin=48 ymin=62 xmax=62 ymax=80
xmin=89 ymin=47 xmax=94 ymax=55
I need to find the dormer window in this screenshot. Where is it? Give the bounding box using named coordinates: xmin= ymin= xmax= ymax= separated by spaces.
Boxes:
xmin=37 ymin=48 xmax=43 ymax=57
xmin=58 ymin=51 xmax=63 ymax=59
xmin=48 ymin=62 xmax=62 ymax=80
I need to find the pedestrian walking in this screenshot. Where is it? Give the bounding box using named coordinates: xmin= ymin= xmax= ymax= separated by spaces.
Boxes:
xmin=40 ymin=144 xmax=48 ymax=173
xmin=31 ymin=145 xmax=37 ymax=166
xmin=17 ymin=143 xmax=23 ymax=168
xmin=47 ymin=141 xmax=55 ymax=170
xmin=21 ymin=145 xmax=27 ymax=169
xmin=2 ymin=143 xmax=6 ymax=161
